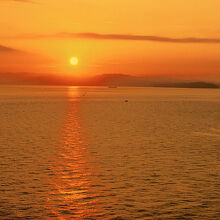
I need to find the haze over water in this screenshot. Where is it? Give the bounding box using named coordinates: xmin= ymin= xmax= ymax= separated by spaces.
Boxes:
xmin=0 ymin=86 xmax=220 ymax=219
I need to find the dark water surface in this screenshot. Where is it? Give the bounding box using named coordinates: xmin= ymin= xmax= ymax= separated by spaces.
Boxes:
xmin=0 ymin=86 xmax=220 ymax=219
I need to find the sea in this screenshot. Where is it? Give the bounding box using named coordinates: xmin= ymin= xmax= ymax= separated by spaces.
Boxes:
xmin=0 ymin=86 xmax=219 ymax=219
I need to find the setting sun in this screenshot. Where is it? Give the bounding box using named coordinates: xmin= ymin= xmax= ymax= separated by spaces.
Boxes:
xmin=70 ymin=57 xmax=79 ymax=66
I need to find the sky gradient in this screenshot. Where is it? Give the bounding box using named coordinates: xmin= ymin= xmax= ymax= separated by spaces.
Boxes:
xmin=1 ymin=0 xmax=220 ymax=83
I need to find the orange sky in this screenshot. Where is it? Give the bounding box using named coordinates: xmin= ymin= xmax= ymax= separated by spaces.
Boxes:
xmin=1 ymin=0 xmax=220 ymax=82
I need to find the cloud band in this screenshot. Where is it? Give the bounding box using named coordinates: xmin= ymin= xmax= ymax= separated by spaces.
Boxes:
xmin=3 ymin=32 xmax=220 ymax=44
xmin=56 ymin=32 xmax=220 ymax=43
xmin=0 ymin=45 xmax=18 ymax=52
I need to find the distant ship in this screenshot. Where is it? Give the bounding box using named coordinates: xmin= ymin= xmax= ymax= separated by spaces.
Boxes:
xmin=108 ymin=85 xmax=117 ymax=88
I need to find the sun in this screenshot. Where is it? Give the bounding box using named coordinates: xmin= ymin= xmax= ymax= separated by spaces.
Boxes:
xmin=70 ymin=57 xmax=79 ymax=66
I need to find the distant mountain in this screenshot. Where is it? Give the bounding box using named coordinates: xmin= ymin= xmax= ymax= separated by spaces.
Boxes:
xmin=152 ymin=81 xmax=219 ymax=88
xmin=0 ymin=72 xmax=219 ymax=88
xmin=85 ymin=74 xmax=219 ymax=88
xmin=84 ymin=74 xmax=150 ymax=86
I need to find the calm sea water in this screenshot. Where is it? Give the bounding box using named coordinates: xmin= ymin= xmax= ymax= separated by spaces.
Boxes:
xmin=0 ymin=86 xmax=219 ymax=219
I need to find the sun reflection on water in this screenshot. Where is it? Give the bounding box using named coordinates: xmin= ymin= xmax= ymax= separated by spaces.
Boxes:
xmin=45 ymin=87 xmax=103 ymax=219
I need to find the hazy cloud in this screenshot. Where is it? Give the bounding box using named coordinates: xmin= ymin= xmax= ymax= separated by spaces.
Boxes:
xmin=1 ymin=0 xmax=34 ymax=3
xmin=0 ymin=45 xmax=18 ymax=52
xmin=3 ymin=32 xmax=220 ymax=44
xmin=9 ymin=32 xmax=220 ymax=44
xmin=13 ymin=0 xmax=31 ymax=2
xmin=56 ymin=32 xmax=220 ymax=43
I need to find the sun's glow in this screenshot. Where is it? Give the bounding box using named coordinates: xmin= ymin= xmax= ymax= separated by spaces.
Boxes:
xmin=70 ymin=57 xmax=79 ymax=66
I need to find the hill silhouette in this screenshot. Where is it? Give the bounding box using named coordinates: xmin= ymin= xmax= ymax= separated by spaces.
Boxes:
xmin=0 ymin=72 xmax=219 ymax=88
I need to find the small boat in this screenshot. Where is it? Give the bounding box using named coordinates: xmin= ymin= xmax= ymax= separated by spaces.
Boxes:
xmin=108 ymin=85 xmax=117 ymax=88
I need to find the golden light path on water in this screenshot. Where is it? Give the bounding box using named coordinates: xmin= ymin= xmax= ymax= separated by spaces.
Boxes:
xmin=0 ymin=86 xmax=219 ymax=219
xmin=45 ymin=87 xmax=104 ymax=219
